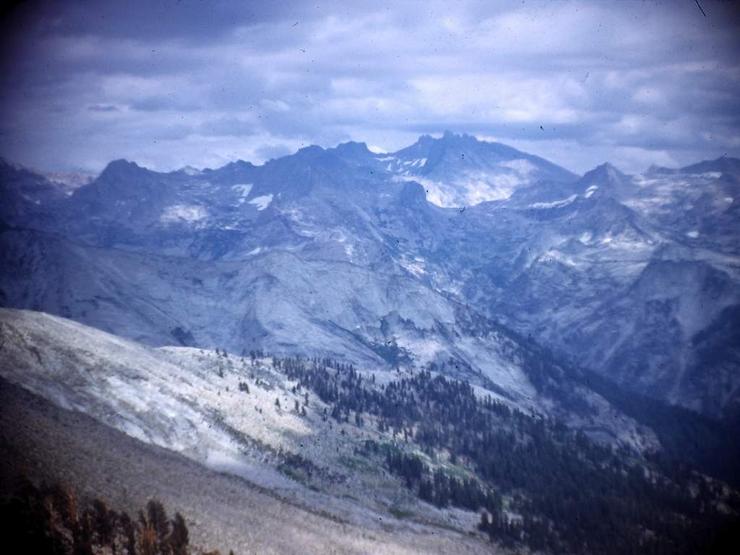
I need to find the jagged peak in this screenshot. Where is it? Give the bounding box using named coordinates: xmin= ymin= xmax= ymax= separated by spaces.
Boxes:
xmin=296 ymin=144 xmax=325 ymax=155
xmin=581 ymin=162 xmax=628 ymax=183
xmin=437 ymin=130 xmax=476 ymax=144
xmin=219 ymin=159 xmax=254 ymax=170
xmin=95 ymin=159 xmax=154 ymax=184
xmin=105 ymin=158 xmax=140 ymax=169
xmin=394 ymin=130 xmax=478 ymax=157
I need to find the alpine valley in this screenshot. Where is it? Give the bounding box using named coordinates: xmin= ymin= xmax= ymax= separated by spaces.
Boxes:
xmin=1 ymin=132 xmax=739 ymax=554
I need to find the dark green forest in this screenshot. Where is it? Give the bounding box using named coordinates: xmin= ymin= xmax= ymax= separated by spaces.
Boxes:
xmin=272 ymin=354 xmax=740 ymax=554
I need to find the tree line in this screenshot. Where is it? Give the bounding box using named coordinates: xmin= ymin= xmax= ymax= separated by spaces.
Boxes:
xmin=271 ymin=355 xmax=740 ymax=554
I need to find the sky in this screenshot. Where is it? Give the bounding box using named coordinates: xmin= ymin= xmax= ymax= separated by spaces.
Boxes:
xmin=0 ymin=0 xmax=739 ymax=174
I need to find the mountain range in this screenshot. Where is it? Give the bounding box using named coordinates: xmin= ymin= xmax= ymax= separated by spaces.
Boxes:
xmin=2 ymin=132 xmax=738 ymax=421
xmin=1 ymin=132 xmax=739 ymax=552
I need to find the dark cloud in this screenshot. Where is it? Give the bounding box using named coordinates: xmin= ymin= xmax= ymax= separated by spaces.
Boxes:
xmin=0 ymin=1 xmax=738 ymax=173
xmin=87 ymin=104 xmax=119 ymax=112
xmin=130 ymin=95 xmax=201 ymax=112
xmin=1 ymin=0 xmax=317 ymax=42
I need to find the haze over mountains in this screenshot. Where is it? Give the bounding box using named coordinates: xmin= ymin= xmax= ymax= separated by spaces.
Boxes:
xmin=2 ymin=131 xmax=740 ymax=553
xmin=2 ymin=132 xmax=738 ymax=421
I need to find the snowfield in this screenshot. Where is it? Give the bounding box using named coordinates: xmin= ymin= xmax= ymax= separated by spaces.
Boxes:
xmin=161 ymin=204 xmax=208 ymax=224
xmin=249 ymin=194 xmax=274 ymax=210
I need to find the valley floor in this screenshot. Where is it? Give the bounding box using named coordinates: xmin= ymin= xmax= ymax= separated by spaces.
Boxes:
xmin=0 ymin=378 xmax=498 ymax=554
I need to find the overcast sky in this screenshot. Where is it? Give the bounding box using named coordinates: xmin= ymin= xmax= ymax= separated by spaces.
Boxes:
xmin=0 ymin=0 xmax=738 ymax=174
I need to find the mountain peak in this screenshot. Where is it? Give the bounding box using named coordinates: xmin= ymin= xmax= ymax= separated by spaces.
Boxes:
xmin=576 ymin=162 xmax=633 ymax=199
xmin=596 ymin=161 xmax=621 ymax=172
xmin=216 ymin=159 xmax=254 ymax=171
xmin=297 ymin=144 xmax=325 ymax=155
xmin=333 ymin=141 xmax=371 ymax=158
xmin=440 ymin=130 xmax=477 ymax=144
xmin=106 ymin=158 xmax=139 ymax=169
xmin=412 ymin=131 xmax=476 ymax=147
xmin=178 ymin=165 xmax=202 ymax=176
xmin=100 ymin=158 xmax=143 ymax=176
xmin=582 ymin=162 xmax=628 ymax=182
xmin=396 ymin=131 xmax=481 ymax=160
xmin=680 ymin=155 xmax=740 ymax=176
xmin=93 ymin=159 xmax=156 ymax=189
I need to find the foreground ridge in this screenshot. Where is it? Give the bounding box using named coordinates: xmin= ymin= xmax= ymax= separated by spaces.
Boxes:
xmin=1 ymin=308 xmax=738 ymax=554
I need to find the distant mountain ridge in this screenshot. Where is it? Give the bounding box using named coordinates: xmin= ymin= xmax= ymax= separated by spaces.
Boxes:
xmin=1 ymin=133 xmax=739 ymax=423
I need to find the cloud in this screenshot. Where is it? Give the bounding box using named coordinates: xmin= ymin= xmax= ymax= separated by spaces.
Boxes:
xmin=0 ymin=0 xmax=738 ymax=173
xmin=87 ymin=104 xmax=119 ymax=112
xmin=197 ymin=116 xmax=258 ymax=137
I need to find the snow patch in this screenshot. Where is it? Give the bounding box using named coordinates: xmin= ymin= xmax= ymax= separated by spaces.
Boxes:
xmin=528 ymin=194 xmax=577 ymax=210
xmin=403 ymin=172 xmax=522 ymax=208
xmin=584 ymin=185 xmax=598 ymax=198
xmin=400 ymin=257 xmax=426 ymax=277
xmin=180 ymin=166 xmax=201 ymax=176
xmin=249 ymin=194 xmax=274 ymax=211
xmin=160 ymin=204 xmax=207 ymax=224
xmin=596 ymin=232 xmax=652 ymax=253
xmin=232 ymin=183 xmax=253 ymax=204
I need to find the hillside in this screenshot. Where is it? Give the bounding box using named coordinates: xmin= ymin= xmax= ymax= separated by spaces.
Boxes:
xmin=1 ymin=308 xmax=738 ymax=554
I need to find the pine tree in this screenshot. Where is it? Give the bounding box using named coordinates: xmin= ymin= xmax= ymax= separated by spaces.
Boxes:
xmin=146 ymin=499 xmax=169 ymax=545
xmin=169 ymin=512 xmax=189 ymax=555
xmin=92 ymin=499 xmax=116 ymax=548
xmin=119 ymin=512 xmax=137 ymax=555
